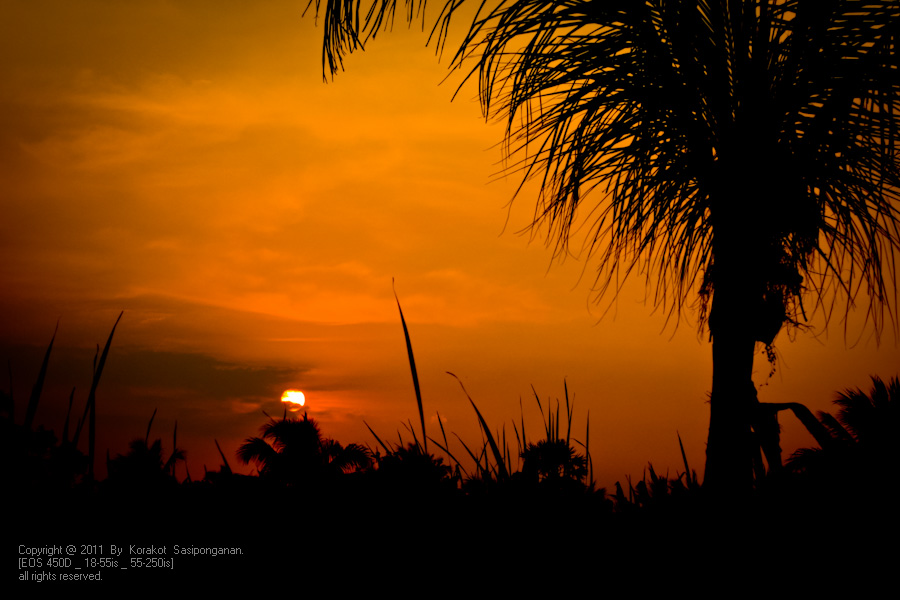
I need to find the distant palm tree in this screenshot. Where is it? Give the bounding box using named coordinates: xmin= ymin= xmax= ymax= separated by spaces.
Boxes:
xmin=311 ymin=1 xmax=900 ymax=493
xmin=520 ymin=439 xmax=587 ymax=483
xmin=372 ymin=442 xmax=455 ymax=493
xmin=238 ymin=413 xmax=372 ymax=486
xmin=789 ymin=375 xmax=900 ymax=476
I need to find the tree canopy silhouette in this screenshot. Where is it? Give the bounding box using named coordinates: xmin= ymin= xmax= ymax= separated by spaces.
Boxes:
xmin=308 ymin=1 xmax=900 ymax=493
xmin=238 ymin=413 xmax=372 ymax=486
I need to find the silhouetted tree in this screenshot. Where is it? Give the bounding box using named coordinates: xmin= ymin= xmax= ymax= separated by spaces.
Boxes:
xmin=372 ymin=442 xmax=455 ymax=494
xmin=310 ymin=1 xmax=900 ymax=493
xmin=520 ymin=438 xmax=587 ymax=483
xmin=238 ymin=412 xmax=372 ymax=486
xmin=789 ymin=375 xmax=900 ymax=479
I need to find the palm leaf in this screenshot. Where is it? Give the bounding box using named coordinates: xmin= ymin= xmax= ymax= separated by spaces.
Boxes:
xmin=237 ymin=437 xmax=277 ymax=472
xmin=315 ymin=1 xmax=900 ymax=331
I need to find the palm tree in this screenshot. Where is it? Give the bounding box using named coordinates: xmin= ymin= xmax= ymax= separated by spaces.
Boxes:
xmin=238 ymin=413 xmax=372 ymax=486
xmin=373 ymin=442 xmax=455 ymax=491
xmin=520 ymin=438 xmax=588 ymax=483
xmin=789 ymin=375 xmax=900 ymax=477
xmin=309 ymin=1 xmax=900 ymax=494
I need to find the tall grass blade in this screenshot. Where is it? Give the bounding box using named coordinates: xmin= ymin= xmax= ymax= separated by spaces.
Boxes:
xmin=364 ymin=420 xmax=392 ymax=454
xmin=474 ymin=441 xmax=491 ymax=478
xmin=145 ymin=408 xmax=157 ymax=445
xmin=531 ymin=385 xmax=550 ymax=440
xmin=501 ymin=424 xmax=511 ymax=471
xmin=86 ymin=311 xmax=123 ymax=481
xmin=393 ymin=280 xmax=426 ymax=452
xmin=429 ymin=435 xmax=468 ymax=478
xmin=6 ymin=360 xmax=12 ymax=423
xmin=512 ymin=420 xmax=523 ymax=460
xmin=434 ymin=411 xmax=466 ymax=473
xmin=555 ymin=398 xmax=560 ymax=442
xmin=71 ymin=342 xmax=108 ymax=450
xmin=518 ymin=397 xmax=526 ymax=457
xmin=677 ymin=431 xmax=693 ymax=487
xmin=402 ymin=418 xmax=422 ymax=450
xmin=167 ymin=420 xmax=179 ymax=477
xmin=73 ymin=403 xmax=87 ymax=446
xmin=447 ymin=372 xmax=508 ymax=480
xmin=62 ymin=387 xmax=75 ymax=444
xmin=214 ymin=439 xmax=232 ymax=474
xmin=585 ymin=410 xmax=593 ymax=487
xmin=436 ymin=411 xmax=450 ymax=452
xmin=452 ymin=431 xmax=483 ymax=472
xmin=73 ymin=346 xmax=98 ymax=449
xmin=24 ymin=320 xmax=58 ymax=430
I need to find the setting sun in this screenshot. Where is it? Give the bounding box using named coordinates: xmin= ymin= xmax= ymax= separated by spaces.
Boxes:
xmin=281 ymin=390 xmax=306 ymax=411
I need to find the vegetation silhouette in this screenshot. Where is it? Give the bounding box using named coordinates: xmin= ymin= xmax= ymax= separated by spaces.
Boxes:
xmin=788 ymin=375 xmax=899 ymax=489
xmin=5 ymin=314 xmax=120 ymax=495
xmin=237 ymin=411 xmax=372 ymax=487
xmin=308 ymin=0 xmax=900 ymax=494
xmin=7 ymin=317 xmax=896 ymax=582
xmin=370 ymin=441 xmax=457 ymax=496
xmin=521 ymin=439 xmax=587 ymax=483
xmin=105 ymin=410 xmax=186 ymax=491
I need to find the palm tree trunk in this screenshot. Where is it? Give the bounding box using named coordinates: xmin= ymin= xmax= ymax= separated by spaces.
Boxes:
xmin=705 ymin=300 xmax=757 ymax=496
xmin=704 ymin=215 xmax=762 ymax=496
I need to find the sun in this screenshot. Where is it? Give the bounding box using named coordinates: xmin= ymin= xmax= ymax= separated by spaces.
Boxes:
xmin=280 ymin=390 xmax=306 ymax=411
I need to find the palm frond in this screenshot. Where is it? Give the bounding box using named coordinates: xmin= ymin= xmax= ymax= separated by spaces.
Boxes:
xmin=454 ymin=1 xmax=900 ymax=331
xmin=307 ymin=0 xmax=440 ymax=78
xmin=237 ymin=437 xmax=277 ymax=471
xmin=312 ymin=1 xmax=900 ymax=334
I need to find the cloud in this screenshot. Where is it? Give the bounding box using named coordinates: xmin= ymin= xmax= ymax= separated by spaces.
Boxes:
xmin=103 ymin=348 xmax=301 ymax=397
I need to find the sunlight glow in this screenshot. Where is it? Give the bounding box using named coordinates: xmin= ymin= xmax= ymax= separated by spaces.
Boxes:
xmin=280 ymin=390 xmax=306 ymax=411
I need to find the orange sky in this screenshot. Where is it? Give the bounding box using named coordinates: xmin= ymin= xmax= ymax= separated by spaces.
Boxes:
xmin=3 ymin=0 xmax=899 ymax=489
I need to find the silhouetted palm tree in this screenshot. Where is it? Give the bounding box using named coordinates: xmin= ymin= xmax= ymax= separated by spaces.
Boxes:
xmin=520 ymin=438 xmax=587 ymax=483
xmin=789 ymin=375 xmax=900 ymax=477
xmin=372 ymin=442 xmax=455 ymax=494
xmin=311 ymin=1 xmax=900 ymax=493
xmin=238 ymin=413 xmax=372 ymax=486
